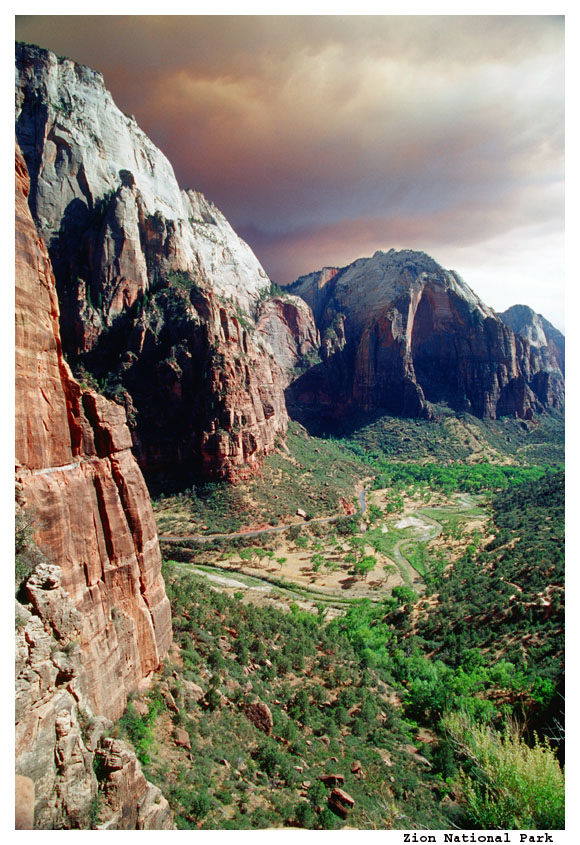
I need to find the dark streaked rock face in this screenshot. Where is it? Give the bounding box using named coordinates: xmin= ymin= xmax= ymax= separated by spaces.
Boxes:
xmin=289 ymin=249 xmax=564 ymax=421
xmin=15 ymin=41 xmax=288 ymax=482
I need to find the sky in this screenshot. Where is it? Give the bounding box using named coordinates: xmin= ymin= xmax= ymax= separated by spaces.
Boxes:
xmin=14 ymin=13 xmax=565 ymax=330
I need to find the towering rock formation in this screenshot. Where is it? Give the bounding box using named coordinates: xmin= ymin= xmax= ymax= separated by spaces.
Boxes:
xmin=15 ymin=42 xmax=294 ymax=481
xmin=288 ymin=249 xmax=565 ymax=422
xmin=15 ymin=142 xmax=173 ymax=828
xmin=500 ymin=304 xmax=565 ymax=376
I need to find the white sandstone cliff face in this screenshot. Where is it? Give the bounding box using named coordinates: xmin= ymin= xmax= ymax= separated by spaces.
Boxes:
xmin=15 ymin=42 xmax=270 ymax=316
xmin=16 ymin=43 xmax=306 ymax=480
xmin=500 ymin=304 xmax=565 ymax=376
xmin=256 ymin=295 xmax=321 ymax=387
xmin=291 ymin=249 xmax=496 ymax=336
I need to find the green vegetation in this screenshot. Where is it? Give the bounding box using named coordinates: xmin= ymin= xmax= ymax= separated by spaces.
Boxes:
xmin=328 ymin=406 xmax=564 ymax=466
xmin=418 ymin=471 xmax=564 ymax=699
xmin=254 ymin=467 xmax=564 ymax=831
xmin=131 ymin=463 xmax=564 ymax=830
xmin=366 ymin=460 xmax=559 ymax=495
xmin=166 ymin=268 xmax=204 ymax=296
xmin=142 ymin=411 xmax=564 ymax=829
xmin=118 ymin=689 xmax=165 ymax=765
xmin=128 ymin=566 xmax=449 ymax=830
xmin=443 ymin=713 xmax=564 ymax=830
xmin=257 ymin=280 xmax=292 ymax=303
xmin=15 ymin=505 xmax=45 ymax=595
xmin=154 ymin=420 xmax=368 ymax=535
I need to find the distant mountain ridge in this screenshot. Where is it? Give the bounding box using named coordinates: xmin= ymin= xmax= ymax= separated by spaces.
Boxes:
xmin=500 ymin=304 xmax=565 ymax=376
xmin=288 ymin=249 xmax=564 ymax=422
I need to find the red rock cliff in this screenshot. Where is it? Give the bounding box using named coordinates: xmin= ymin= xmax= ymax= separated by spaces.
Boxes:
xmin=15 ymin=142 xmax=172 ymax=719
xmin=15 ymin=141 xmax=174 ymax=828
xmin=15 ymin=42 xmax=288 ymax=482
xmin=289 ymin=249 xmax=564 ymax=421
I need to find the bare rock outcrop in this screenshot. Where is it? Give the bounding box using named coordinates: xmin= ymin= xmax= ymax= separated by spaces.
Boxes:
xmin=15 ymin=142 xmax=173 ymax=829
xmin=15 ymin=42 xmax=288 ymax=481
xmin=328 ymin=787 xmax=355 ymax=819
xmin=500 ymin=303 xmax=565 ymax=376
xmin=289 ymin=249 xmax=565 ymax=421
xmin=15 ymin=597 xmax=173 ymax=830
xmin=256 ymin=295 xmax=320 ymax=386
xmin=242 ymin=700 xmax=274 ymax=735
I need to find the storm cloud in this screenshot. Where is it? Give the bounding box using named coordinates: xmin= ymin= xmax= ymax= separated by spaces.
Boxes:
xmin=15 ymin=15 xmax=564 ymax=328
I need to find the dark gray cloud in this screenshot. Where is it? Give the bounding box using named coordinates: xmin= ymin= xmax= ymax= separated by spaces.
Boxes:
xmin=15 ymin=15 xmax=564 ymax=327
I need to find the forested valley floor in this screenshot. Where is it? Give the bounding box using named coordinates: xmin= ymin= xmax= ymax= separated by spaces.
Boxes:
xmin=114 ymin=409 xmax=564 ymax=830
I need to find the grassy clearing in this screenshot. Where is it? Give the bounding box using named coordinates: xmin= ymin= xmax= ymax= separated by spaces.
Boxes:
xmin=401 ymin=541 xmax=429 ymax=578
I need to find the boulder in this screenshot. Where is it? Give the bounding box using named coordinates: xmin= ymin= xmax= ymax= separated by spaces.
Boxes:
xmin=243 ymin=700 xmax=274 ymax=735
xmin=174 ymin=728 xmax=191 ymax=751
xmin=319 ymin=773 xmax=345 ymax=787
xmin=328 ymin=787 xmax=355 ymax=819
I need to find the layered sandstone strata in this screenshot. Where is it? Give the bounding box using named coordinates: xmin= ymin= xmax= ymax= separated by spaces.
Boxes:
xmin=15 ymin=142 xmax=173 ymax=828
xmin=289 ymin=249 xmax=564 ymax=420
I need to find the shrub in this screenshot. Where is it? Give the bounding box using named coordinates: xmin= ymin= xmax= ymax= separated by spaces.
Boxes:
xmin=443 ymin=712 xmax=564 ymax=830
xmin=118 ymin=700 xmax=157 ymax=765
xmin=15 ymin=506 xmax=45 ymax=593
xmin=295 ymin=801 xmax=316 ymax=828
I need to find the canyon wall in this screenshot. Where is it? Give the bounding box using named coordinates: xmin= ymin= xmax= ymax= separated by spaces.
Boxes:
xmin=289 ymin=249 xmax=565 ymax=422
xmin=16 ymin=42 xmax=295 ymax=481
xmin=256 ymin=294 xmax=321 ymax=387
xmin=15 ymin=142 xmax=173 ymax=829
xmin=500 ymin=303 xmax=565 ymax=377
